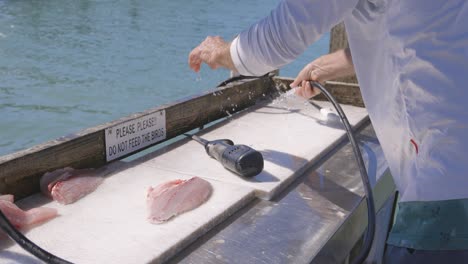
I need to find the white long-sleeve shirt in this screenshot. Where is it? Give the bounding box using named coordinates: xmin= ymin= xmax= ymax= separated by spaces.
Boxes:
xmin=230 ymin=0 xmax=468 ymax=203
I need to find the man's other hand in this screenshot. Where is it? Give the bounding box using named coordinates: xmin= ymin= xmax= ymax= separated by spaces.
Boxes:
xmin=188 ymin=36 xmax=235 ymax=72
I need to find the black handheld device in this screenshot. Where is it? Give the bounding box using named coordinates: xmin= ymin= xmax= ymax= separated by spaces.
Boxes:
xmin=188 ymin=135 xmax=264 ymax=178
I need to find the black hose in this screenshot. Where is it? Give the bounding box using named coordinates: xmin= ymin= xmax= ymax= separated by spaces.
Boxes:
xmin=0 ymin=210 xmax=72 ymax=264
xmin=309 ymin=81 xmax=375 ymax=264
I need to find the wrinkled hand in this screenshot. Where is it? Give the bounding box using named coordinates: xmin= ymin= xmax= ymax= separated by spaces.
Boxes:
xmin=290 ymin=48 xmax=355 ymax=98
xmin=188 ymin=36 xmax=235 ymax=72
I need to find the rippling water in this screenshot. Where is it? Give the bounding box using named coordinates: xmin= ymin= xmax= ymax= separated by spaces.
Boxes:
xmin=0 ymin=0 xmax=329 ymax=156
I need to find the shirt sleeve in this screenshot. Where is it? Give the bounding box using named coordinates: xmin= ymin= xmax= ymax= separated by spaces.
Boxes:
xmin=230 ymin=0 xmax=360 ymax=76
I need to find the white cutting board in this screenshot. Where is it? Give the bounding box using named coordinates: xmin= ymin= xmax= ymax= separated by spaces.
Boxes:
xmin=140 ymin=98 xmax=368 ymax=200
xmin=0 ymin=165 xmax=255 ymax=264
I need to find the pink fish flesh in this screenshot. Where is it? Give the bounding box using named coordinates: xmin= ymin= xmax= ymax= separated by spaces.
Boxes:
xmin=146 ymin=177 xmax=212 ymax=224
xmin=40 ymin=167 xmax=104 ymax=205
xmin=0 ymin=195 xmax=57 ymax=229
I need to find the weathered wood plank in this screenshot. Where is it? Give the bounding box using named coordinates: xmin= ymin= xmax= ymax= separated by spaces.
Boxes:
xmin=329 ymin=22 xmax=349 ymax=54
xmin=0 ymin=75 xmax=278 ymax=198
xmin=273 ymin=77 xmax=364 ymax=107
xmin=317 ymin=81 xmax=365 ymax=108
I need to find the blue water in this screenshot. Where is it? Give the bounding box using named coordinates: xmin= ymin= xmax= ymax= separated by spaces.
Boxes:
xmin=0 ymin=0 xmax=329 ymax=156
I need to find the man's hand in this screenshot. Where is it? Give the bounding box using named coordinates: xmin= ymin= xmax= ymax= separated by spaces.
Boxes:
xmin=290 ymin=48 xmax=355 ymax=98
xmin=188 ymin=36 xmax=236 ymax=72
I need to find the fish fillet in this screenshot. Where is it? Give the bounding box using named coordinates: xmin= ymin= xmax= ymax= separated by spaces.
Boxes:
xmin=146 ymin=177 xmax=212 ymax=224
xmin=40 ymin=167 xmax=104 ymax=205
xmin=0 ymin=195 xmax=57 ymax=229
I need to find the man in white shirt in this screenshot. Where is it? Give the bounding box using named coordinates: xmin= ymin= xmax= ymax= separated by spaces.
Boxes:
xmin=188 ymin=0 xmax=468 ymax=263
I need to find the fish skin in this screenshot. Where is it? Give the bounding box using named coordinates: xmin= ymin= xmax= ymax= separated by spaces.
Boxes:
xmin=50 ymin=175 xmax=104 ymax=205
xmin=40 ymin=167 xmax=104 ymax=205
xmin=146 ymin=177 xmax=212 ymax=224
xmin=0 ymin=196 xmax=57 ymax=229
xmin=0 ymin=195 xmax=14 ymax=202
xmin=40 ymin=167 xmax=75 ymax=196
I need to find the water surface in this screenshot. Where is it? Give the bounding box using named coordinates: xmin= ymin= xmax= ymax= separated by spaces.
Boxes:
xmin=0 ymin=0 xmax=329 ymax=156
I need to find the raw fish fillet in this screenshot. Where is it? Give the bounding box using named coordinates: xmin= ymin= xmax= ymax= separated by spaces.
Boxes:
xmin=0 ymin=195 xmax=57 ymax=229
xmin=146 ymin=177 xmax=212 ymax=224
xmin=40 ymin=167 xmax=105 ymax=205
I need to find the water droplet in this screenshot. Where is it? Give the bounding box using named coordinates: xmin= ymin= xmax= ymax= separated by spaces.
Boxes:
xmin=195 ymin=72 xmax=202 ymax=82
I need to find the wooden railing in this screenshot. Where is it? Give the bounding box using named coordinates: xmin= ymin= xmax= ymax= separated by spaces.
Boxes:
xmin=0 ymin=75 xmax=278 ymax=198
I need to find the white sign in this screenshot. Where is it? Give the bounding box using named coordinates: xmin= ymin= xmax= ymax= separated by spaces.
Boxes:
xmin=105 ymin=110 xmax=166 ymax=161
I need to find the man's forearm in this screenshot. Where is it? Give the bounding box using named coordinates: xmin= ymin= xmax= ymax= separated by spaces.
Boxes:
xmin=323 ymin=47 xmax=355 ymax=80
xmin=232 ymin=0 xmax=360 ymax=76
